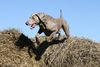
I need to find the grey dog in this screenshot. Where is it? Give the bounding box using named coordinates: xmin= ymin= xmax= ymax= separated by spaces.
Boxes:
xmin=25 ymin=10 xmax=70 ymax=44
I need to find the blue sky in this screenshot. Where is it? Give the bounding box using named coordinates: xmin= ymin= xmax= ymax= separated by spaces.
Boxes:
xmin=0 ymin=0 xmax=100 ymax=42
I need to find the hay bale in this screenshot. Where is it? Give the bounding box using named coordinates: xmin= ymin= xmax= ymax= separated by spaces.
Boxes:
xmin=0 ymin=29 xmax=100 ymax=67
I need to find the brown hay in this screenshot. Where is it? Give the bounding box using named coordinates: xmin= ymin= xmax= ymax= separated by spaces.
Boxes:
xmin=0 ymin=29 xmax=100 ymax=67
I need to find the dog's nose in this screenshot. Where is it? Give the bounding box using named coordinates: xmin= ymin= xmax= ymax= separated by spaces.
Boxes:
xmin=25 ymin=22 xmax=28 ymax=25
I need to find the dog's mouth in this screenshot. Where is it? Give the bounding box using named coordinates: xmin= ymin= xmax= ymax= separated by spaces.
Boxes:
xmin=30 ymin=23 xmax=37 ymax=29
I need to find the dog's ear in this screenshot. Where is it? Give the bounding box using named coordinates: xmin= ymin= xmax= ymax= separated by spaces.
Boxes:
xmin=35 ymin=14 xmax=46 ymax=27
xmin=35 ymin=14 xmax=45 ymax=21
xmin=41 ymin=15 xmax=47 ymax=22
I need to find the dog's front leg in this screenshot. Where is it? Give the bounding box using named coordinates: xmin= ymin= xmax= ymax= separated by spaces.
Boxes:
xmin=35 ymin=28 xmax=43 ymax=45
xmin=35 ymin=33 xmax=40 ymax=45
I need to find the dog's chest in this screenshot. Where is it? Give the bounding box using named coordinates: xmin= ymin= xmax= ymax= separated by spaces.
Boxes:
xmin=39 ymin=23 xmax=53 ymax=36
xmin=39 ymin=22 xmax=56 ymax=30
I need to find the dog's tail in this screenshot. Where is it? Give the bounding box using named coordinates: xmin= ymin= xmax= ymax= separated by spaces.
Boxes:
xmin=60 ymin=9 xmax=63 ymax=19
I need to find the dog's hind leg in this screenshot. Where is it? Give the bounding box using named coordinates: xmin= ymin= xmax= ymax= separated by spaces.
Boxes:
xmin=62 ymin=21 xmax=70 ymax=39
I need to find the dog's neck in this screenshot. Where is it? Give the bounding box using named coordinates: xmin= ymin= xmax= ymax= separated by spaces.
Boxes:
xmin=35 ymin=14 xmax=46 ymax=29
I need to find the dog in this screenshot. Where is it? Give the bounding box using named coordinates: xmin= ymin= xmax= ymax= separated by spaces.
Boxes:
xmin=25 ymin=10 xmax=70 ymax=44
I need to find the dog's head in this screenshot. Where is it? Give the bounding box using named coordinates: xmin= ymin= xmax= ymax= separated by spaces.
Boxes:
xmin=25 ymin=13 xmax=45 ymax=29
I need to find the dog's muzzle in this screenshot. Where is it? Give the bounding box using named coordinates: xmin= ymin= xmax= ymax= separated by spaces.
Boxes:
xmin=25 ymin=22 xmax=36 ymax=29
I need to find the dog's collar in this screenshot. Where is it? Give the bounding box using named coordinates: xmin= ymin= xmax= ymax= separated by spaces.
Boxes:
xmin=35 ymin=14 xmax=46 ymax=28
